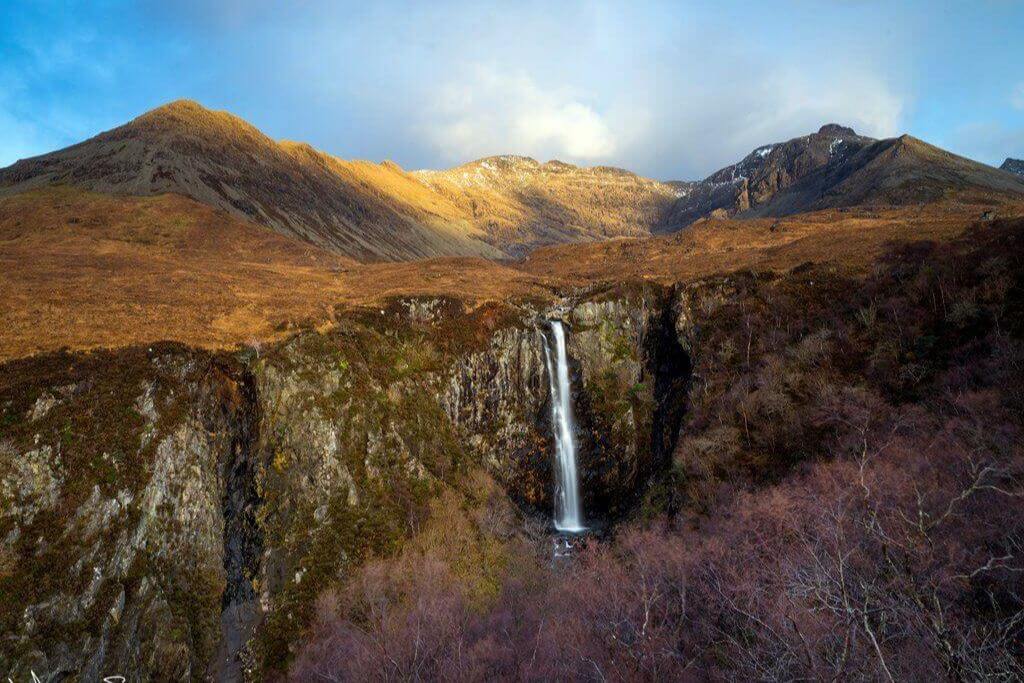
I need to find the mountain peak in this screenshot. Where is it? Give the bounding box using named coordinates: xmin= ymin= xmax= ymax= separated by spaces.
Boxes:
xmin=126 ymin=98 xmax=263 ymax=141
xmin=1002 ymin=158 xmax=1024 ymax=177
xmin=133 ymin=98 xmax=212 ymax=124
xmin=818 ymin=123 xmax=857 ymax=137
xmin=148 ymin=98 xmax=205 ymax=113
xmin=659 ymin=123 xmax=1024 ymax=231
xmin=475 ymin=154 xmax=541 ymax=168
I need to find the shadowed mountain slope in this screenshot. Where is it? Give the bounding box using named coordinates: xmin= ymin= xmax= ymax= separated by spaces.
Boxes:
xmin=659 ymin=124 xmax=1024 ymax=230
xmin=1004 ymin=158 xmax=1024 ymax=177
xmin=4 ymin=102 xmax=1023 ymax=260
xmin=0 ymin=100 xmax=499 ymax=262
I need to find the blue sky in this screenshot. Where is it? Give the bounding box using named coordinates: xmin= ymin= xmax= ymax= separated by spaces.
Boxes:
xmin=1 ymin=0 xmax=1022 ymax=179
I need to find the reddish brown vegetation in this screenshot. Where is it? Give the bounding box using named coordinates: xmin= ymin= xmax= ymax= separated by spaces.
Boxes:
xmin=291 ymin=222 xmax=1024 ymax=681
xmin=4 ymin=184 xmax=1020 ymax=364
xmin=0 ymin=187 xmax=545 ymax=361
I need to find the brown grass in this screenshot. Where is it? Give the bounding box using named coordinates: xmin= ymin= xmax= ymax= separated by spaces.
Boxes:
xmin=0 ymin=188 xmax=545 ymax=360
xmin=2 ymin=186 xmax=1021 ymax=362
xmin=520 ymin=202 xmax=1024 ymax=284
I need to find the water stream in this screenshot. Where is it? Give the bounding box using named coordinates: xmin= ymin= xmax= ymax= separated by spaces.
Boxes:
xmin=542 ymin=320 xmax=585 ymax=533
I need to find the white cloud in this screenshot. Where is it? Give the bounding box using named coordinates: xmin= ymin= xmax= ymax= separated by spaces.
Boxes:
xmin=608 ymin=64 xmax=906 ymax=180
xmin=763 ymin=68 xmax=903 ymax=139
xmin=424 ymin=66 xmax=617 ymax=163
xmin=418 ymin=60 xmax=904 ymax=179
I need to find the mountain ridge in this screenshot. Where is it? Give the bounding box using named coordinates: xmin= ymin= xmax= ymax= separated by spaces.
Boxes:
xmin=658 ymin=125 xmax=1024 ymax=230
xmin=3 ymin=100 xmax=1023 ymax=261
xmin=0 ymin=99 xmax=502 ymax=262
xmin=0 ymin=100 xmax=682 ymax=260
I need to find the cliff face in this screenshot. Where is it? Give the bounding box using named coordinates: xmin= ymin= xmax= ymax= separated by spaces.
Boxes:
xmin=0 ymin=289 xmax=691 ymax=680
xmin=0 ymin=347 xmax=252 ymax=680
xmin=441 ymin=283 xmax=690 ymax=520
xmin=564 ymin=288 xmax=689 ymax=518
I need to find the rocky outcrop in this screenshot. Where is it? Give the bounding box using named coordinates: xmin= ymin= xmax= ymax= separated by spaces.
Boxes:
xmin=1003 ymin=158 xmax=1024 ymax=178
xmin=0 ymin=346 xmax=252 ymax=680
xmin=0 ymin=289 xmax=692 ymax=679
xmin=442 ymin=325 xmax=551 ymax=507
xmin=243 ymin=322 xmax=467 ymax=674
xmin=658 ymin=125 xmax=877 ymax=229
xmin=563 ymin=285 xmax=689 ymax=519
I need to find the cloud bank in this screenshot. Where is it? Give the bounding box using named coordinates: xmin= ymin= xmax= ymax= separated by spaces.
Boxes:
xmin=425 ymin=66 xmax=616 ymax=163
xmin=420 ymin=62 xmax=904 ymax=180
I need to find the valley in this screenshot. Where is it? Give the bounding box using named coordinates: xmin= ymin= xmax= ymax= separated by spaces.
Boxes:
xmin=1 ymin=99 xmax=1023 ymax=681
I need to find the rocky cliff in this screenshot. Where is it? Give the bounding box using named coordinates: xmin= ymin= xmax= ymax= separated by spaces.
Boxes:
xmin=0 ymin=287 xmax=691 ymax=680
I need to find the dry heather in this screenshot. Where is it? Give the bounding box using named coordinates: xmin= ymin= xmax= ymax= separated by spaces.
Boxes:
xmin=0 ymin=187 xmax=544 ymax=361
xmin=522 ymin=202 xmax=1024 ymax=284
xmin=2 ymin=185 xmax=1021 ymax=362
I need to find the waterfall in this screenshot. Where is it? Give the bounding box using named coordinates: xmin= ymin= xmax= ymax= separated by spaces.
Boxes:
xmin=542 ymin=320 xmax=585 ymax=533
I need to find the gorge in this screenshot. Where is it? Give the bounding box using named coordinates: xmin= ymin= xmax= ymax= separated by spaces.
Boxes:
xmin=4 ymin=3 xmax=1024 ymax=674
xmin=0 ymin=282 xmax=693 ymax=679
xmin=4 ymin=214 xmax=1024 ymax=680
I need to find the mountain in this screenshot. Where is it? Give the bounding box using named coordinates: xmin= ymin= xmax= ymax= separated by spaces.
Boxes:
xmin=659 ymin=124 xmax=1024 ymax=230
xmin=0 ymin=100 xmax=501 ymax=262
xmin=413 ymin=156 xmax=681 ymax=257
xmin=1003 ymin=158 xmax=1024 ymax=177
xmin=4 ymin=101 xmax=1023 ymax=260
xmin=5 ymin=107 xmax=1024 ymax=682
xmin=0 ymin=100 xmax=680 ymax=261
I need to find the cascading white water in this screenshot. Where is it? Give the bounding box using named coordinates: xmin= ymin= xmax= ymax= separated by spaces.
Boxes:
xmin=542 ymin=320 xmax=585 ymax=533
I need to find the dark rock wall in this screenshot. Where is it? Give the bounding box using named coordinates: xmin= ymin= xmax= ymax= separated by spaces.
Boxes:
xmin=0 ymin=289 xmax=693 ymax=679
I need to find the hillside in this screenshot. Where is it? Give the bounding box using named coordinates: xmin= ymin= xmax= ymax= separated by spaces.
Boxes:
xmin=0 ymin=187 xmax=551 ymax=361
xmin=3 ymin=184 xmax=1019 ymax=362
xmin=0 ymin=101 xmax=500 ymax=262
xmin=659 ymin=125 xmax=1024 ymax=230
xmin=414 ymin=156 xmax=682 ymax=257
xmin=0 ymin=100 xmax=680 ymax=261
xmin=4 ymin=101 xmax=1023 ymax=261
xmin=1004 ymin=158 xmax=1024 ymax=177
xmin=3 ymin=195 xmax=1023 ymax=679
xmin=3 ymin=137 xmax=1024 ymax=683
